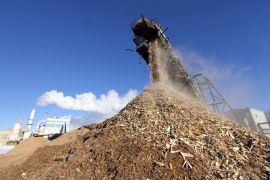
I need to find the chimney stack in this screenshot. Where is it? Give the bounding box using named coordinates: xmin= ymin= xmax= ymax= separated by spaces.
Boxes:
xmin=27 ymin=109 xmax=35 ymax=131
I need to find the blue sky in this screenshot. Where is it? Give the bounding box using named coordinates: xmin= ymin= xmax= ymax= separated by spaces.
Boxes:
xmin=0 ymin=1 xmax=269 ymax=129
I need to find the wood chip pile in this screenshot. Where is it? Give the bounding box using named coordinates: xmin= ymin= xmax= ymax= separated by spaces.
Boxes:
xmin=1 ymin=83 xmax=269 ymax=179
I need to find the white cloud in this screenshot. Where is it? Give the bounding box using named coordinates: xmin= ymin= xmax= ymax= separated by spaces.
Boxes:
xmin=37 ymin=89 xmax=138 ymax=115
xmin=37 ymin=89 xmax=138 ymax=129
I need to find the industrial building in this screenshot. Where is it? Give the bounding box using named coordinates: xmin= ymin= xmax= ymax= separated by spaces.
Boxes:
xmin=0 ymin=129 xmax=13 ymax=147
xmin=33 ymin=116 xmax=71 ymax=137
xmin=0 ymin=109 xmax=71 ymax=155
xmin=0 ymin=109 xmax=35 ymax=147
xmin=226 ymin=108 xmax=270 ymax=137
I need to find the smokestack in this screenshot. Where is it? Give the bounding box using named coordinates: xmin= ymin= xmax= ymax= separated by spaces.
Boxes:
xmin=27 ymin=109 xmax=35 ymax=131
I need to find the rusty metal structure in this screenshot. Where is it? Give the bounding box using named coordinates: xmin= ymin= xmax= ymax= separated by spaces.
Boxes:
xmin=130 ymin=16 xmax=202 ymax=99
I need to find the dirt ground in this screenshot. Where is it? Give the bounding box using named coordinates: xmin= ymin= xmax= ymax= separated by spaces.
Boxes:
xmin=0 ymin=84 xmax=269 ymax=179
xmin=0 ymin=137 xmax=48 ymax=169
xmin=0 ymin=128 xmax=89 ymax=169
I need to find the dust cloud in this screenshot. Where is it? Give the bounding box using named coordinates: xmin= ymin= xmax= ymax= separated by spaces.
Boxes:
xmin=147 ymin=39 xmax=200 ymax=100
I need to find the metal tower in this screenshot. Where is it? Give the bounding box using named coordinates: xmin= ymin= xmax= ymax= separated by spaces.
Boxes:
xmin=192 ymin=72 xmax=237 ymax=116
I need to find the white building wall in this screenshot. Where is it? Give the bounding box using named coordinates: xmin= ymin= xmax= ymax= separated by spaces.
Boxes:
xmin=43 ymin=116 xmax=71 ymax=135
xmin=249 ymin=108 xmax=270 ymax=137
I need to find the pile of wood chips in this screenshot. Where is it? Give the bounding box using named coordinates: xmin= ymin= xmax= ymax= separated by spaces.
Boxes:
xmin=1 ymin=83 xmax=269 ymax=179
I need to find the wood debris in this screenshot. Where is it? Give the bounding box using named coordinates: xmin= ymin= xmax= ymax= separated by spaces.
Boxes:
xmin=0 ymin=84 xmax=269 ymax=179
